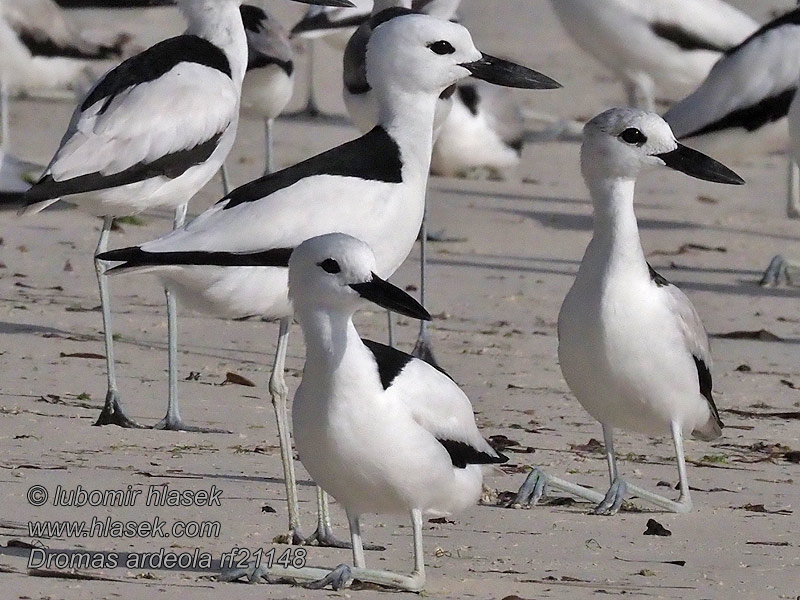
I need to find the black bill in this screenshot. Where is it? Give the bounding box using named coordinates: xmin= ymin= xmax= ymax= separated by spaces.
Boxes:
xmin=350 ymin=273 xmax=431 ymax=321
xmin=461 ymin=53 xmax=561 ymax=89
xmin=656 ymin=143 xmax=745 ymax=185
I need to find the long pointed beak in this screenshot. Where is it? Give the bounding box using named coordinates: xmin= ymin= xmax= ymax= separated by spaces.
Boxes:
xmin=460 ymin=53 xmax=561 ymax=89
xmin=656 ymin=143 xmax=745 ymax=185
xmin=349 ymin=273 xmax=432 ymax=321
xmin=294 ymin=0 xmax=355 ymax=6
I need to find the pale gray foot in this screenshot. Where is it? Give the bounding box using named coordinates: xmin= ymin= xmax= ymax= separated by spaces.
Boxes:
xmin=152 ymin=415 xmax=230 ymax=433
xmin=305 ymin=564 xmax=352 ymax=591
xmin=594 ymin=477 xmax=628 ymax=515
xmin=507 ymin=467 xmax=548 ymax=507
xmin=301 ymin=525 xmax=384 ymax=551
xmin=94 ymin=388 xmax=143 ymax=428
xmin=760 ymin=255 xmax=800 ymax=287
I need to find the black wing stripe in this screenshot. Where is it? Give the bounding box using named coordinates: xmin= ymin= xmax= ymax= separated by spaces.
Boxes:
xmin=362 ymin=339 xmax=414 ymax=390
xmin=682 ymin=88 xmax=796 ymax=138
xmin=99 ymin=247 xmax=294 ymax=269
xmin=17 ymin=30 xmax=123 ymax=60
xmin=82 ymin=35 xmax=232 ymax=114
xmin=650 ymin=22 xmax=729 ymax=53
xmin=23 ymin=133 xmax=223 ymax=205
xmin=724 ymin=7 xmax=800 ymax=58
xmin=436 ymin=439 xmax=507 ymax=469
xmin=221 ymin=126 xmax=403 ymax=210
xmin=693 ymin=355 xmax=723 ymax=429
xmin=647 ymin=262 xmax=671 ymax=288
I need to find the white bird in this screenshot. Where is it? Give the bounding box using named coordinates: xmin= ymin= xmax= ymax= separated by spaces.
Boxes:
xmin=290 ymin=0 xmax=457 ymax=119
xmin=430 ymin=79 xmax=525 ymax=179
xmin=662 ymin=6 xmax=800 ymax=286
xmin=0 ymin=0 xmax=131 ymax=149
xmin=221 ymin=2 xmax=296 ymax=192
xmin=342 ymin=1 xmax=539 ymax=366
xmin=18 ymin=0 xmax=350 ymax=431
xmin=549 ymin=0 xmax=758 ymax=111
xmin=99 ymin=13 xmax=558 ymax=544
xmin=0 ymin=149 xmax=41 ymax=204
xmin=222 ymin=233 xmax=507 ymax=591
xmin=510 ymin=109 xmax=743 ymax=514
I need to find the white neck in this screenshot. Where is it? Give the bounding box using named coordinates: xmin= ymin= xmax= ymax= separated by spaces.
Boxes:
xmin=296 ymin=305 xmax=365 ymax=385
xmin=180 ymin=0 xmax=247 ymax=87
xmin=584 ymin=176 xmax=649 ymax=279
xmin=377 ymin=86 xmax=437 ymax=180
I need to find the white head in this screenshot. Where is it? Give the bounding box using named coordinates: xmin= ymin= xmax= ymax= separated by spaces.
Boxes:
xmin=365 ymin=13 xmax=560 ymax=98
xmin=581 ymin=108 xmax=744 ymax=186
xmin=288 ymin=233 xmax=431 ymax=320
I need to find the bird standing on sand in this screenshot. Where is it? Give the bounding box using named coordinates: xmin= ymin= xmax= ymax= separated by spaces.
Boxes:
xmin=511 ymin=108 xmax=743 ymax=514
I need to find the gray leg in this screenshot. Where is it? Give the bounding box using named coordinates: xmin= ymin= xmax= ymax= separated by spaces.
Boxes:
xmin=760 ymin=255 xmax=800 ymax=287
xmin=154 ymin=208 xmax=228 ymax=433
xmin=596 ymin=421 xmax=693 ymax=514
xmin=594 ymin=425 xmax=626 ymax=515
xmin=412 ymin=207 xmax=439 ymax=368
xmin=787 ymin=159 xmax=800 ymax=219
xmin=264 ymin=118 xmax=274 ymax=176
xmin=269 ymin=318 xmax=304 ymax=544
xmin=304 ymin=487 xmax=384 ymax=550
xmin=94 ymin=217 xmax=142 ymax=428
xmin=221 ymin=163 xmax=232 ymax=196
xmin=1 ymin=78 xmax=8 ymax=151
xmin=387 ymin=310 xmax=395 ymax=347
xmin=308 ymin=509 xmax=426 ymax=592
xmin=624 ymin=74 xmax=655 ymax=111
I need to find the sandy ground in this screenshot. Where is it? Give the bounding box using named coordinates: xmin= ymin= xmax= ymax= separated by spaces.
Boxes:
xmin=1 ymin=1 xmax=799 ymax=598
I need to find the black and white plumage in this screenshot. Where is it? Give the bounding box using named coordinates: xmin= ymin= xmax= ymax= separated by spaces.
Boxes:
xmin=98 ymin=13 xmax=557 ymax=545
xmin=548 ymin=0 xmax=758 ymax=110
xmin=662 ymin=6 xmax=800 ymax=286
xmin=221 ymin=233 xmax=505 ymax=591
xmin=510 ymin=109 xmax=741 ymax=515
xmin=237 ymin=3 xmax=295 ymax=177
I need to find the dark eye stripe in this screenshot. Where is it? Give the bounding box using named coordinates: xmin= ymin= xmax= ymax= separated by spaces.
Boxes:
xmin=428 ymin=40 xmax=455 ymax=55
xmin=620 ymin=128 xmax=647 ymax=146
xmin=318 ymin=258 xmax=341 ymax=274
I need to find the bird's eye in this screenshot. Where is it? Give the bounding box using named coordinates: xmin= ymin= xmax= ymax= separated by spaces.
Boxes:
xmin=318 ymin=259 xmax=341 ymax=274
xmin=619 ymin=128 xmax=647 ymax=146
xmin=428 ymin=40 xmax=456 ymax=55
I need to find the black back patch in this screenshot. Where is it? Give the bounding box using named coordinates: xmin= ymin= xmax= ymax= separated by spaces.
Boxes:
xmin=17 ymin=30 xmax=122 ymax=60
xmin=24 ymin=133 xmax=223 ymax=205
xmin=221 ymin=126 xmax=403 ymax=211
xmin=240 ymin=4 xmax=268 ymax=33
xmin=99 ymin=246 xmax=293 ymax=269
xmin=82 ymin=35 xmax=232 ymax=114
xmin=684 ymin=88 xmax=796 ymax=138
xmin=647 ymin=263 xmax=671 ymax=288
xmin=436 ymin=439 xmax=508 ymax=469
xmin=362 ymin=339 xmax=414 ymax=390
xmin=725 ymin=8 xmax=800 ymax=58
xmin=650 ymin=22 xmax=728 ymax=53
xmin=693 ymin=355 xmax=723 ymax=429
xmin=458 ymin=84 xmax=480 ymax=116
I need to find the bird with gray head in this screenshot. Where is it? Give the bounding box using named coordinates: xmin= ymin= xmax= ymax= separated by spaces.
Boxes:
xmin=509 ymin=108 xmax=743 ymax=515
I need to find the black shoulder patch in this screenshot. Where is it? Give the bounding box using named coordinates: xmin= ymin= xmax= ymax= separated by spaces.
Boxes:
xmin=23 ymin=133 xmax=223 ymax=205
xmin=650 ymin=22 xmax=728 ymax=53
xmin=362 ymin=339 xmax=414 ymax=390
xmin=436 ymin=439 xmax=508 ymax=469
xmin=343 ymin=7 xmax=415 ymax=96
xmin=240 ymin=4 xmax=268 ymax=32
xmin=17 ymin=30 xmax=122 ymax=60
xmin=82 ymin=35 xmax=232 ymax=114
xmin=693 ymin=355 xmax=723 ymax=430
xmin=647 ymin=262 xmax=671 ymax=288
xmin=248 ymin=55 xmax=294 ymax=76
xmin=99 ymin=246 xmax=293 ymax=269
xmin=221 ymin=126 xmax=403 ymax=210
xmin=683 ymin=88 xmax=796 ymax=138
xmin=457 ymin=84 xmax=479 ymax=116
xmin=725 ymin=7 xmax=800 ymax=58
